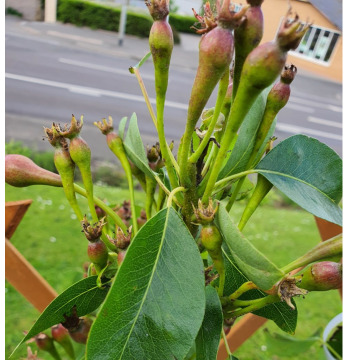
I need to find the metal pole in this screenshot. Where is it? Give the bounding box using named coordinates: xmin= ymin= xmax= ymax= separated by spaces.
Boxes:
xmin=118 ymin=0 xmax=130 ymax=46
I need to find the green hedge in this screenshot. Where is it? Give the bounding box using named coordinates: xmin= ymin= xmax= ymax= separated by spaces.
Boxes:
xmin=57 ymin=0 xmax=197 ymax=41
xmin=169 ymin=13 xmax=196 ymax=34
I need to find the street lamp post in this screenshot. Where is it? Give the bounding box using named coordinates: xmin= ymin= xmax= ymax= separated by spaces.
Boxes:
xmin=118 ymin=0 xmax=130 ymax=46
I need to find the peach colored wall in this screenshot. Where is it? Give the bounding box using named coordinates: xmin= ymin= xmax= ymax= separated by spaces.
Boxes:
xmin=261 ymin=0 xmax=342 ymax=83
xmin=233 ymin=0 xmax=342 ymax=83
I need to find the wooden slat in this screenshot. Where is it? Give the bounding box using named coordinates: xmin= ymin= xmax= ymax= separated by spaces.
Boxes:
xmin=217 ymin=314 xmax=267 ymax=360
xmin=5 ymin=238 xmax=58 ymax=312
xmin=5 ymin=200 xmax=33 ymax=239
xmin=5 ymin=200 xmax=58 ymax=312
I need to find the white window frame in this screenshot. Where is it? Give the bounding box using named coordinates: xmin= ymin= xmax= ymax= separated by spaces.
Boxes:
xmin=289 ymin=24 xmax=341 ymax=67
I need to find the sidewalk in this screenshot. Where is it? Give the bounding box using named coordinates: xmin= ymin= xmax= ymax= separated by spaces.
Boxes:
xmin=5 ymin=15 xmax=201 ymax=71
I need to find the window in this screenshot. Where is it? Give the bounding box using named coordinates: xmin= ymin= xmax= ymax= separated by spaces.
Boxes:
xmin=292 ymin=25 xmax=341 ymax=65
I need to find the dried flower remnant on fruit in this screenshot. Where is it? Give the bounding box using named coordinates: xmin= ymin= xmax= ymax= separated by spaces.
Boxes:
xmin=192 ymin=0 xmax=248 ymax=34
xmin=145 ymin=0 xmax=169 ymax=21
xmin=193 ymin=199 xmax=219 ymax=224
xmin=25 ymin=346 xmax=40 ymax=360
xmin=61 ymin=305 xmax=81 ymax=330
xmin=108 ymin=226 xmax=132 ymax=250
xmin=277 ymin=8 xmax=310 ymax=51
xmin=191 ymin=2 xmax=217 ymax=34
xmin=43 ymin=123 xmax=67 ymax=148
xmin=57 ymin=114 xmax=83 ymax=139
xmin=93 ymin=116 xmax=114 ymax=135
xmin=81 ymin=215 xmax=106 ymax=242
xmin=281 ymin=63 xmax=297 ymax=84
xmin=276 ymin=275 xmax=308 ymax=309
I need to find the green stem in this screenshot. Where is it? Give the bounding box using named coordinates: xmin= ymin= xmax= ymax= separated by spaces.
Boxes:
xmin=166 ymin=187 xmax=186 ymax=208
xmin=281 ymin=234 xmax=343 ymax=274
xmin=157 ymin=186 xmax=166 ymax=212
xmin=214 ymin=170 xmax=257 ymax=193
xmin=324 ymin=342 xmax=342 ymax=360
xmin=188 ymin=70 xmax=229 ymax=164
xmin=153 ymin=174 xmax=182 ymax=207
xmin=225 ymin=295 xmax=279 ymax=318
xmin=226 ymin=177 xmax=246 ymax=212
xmin=145 ymin=176 xmax=157 ymax=219
xmin=155 ymin=92 xmax=181 ymax=194
xmin=78 ymin=166 xmax=98 ymax=222
xmin=221 ymin=328 xmax=232 ymax=357
xmin=228 ymin=281 xmax=258 ymax=301
xmin=201 ymin=143 xmax=215 ymax=177
xmin=202 ymin=86 xmax=260 ymax=204
xmin=114 ymin=144 xmax=139 ymax=235
xmin=231 ymin=297 xmax=266 ymax=308
xmin=73 ymin=184 xmax=127 ymax=232
xmin=131 ymin=66 xmax=180 ymax=176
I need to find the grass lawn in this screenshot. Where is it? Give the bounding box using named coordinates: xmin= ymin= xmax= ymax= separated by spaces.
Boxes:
xmin=5 ymin=183 xmax=342 ymax=359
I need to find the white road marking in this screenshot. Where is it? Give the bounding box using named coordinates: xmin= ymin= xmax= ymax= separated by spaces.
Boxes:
xmin=289 ymin=96 xmax=342 ymax=113
xmin=276 ymin=123 xmax=342 ymax=141
xmin=58 ymin=58 xmax=155 ymax=81
xmin=68 ymin=87 xmax=101 ymax=97
xmin=285 ymin=103 xmax=315 ymax=113
xmin=5 ymin=72 xmax=187 ymax=110
xmin=47 ymin=31 xmax=103 ymax=45
xmin=308 ymin=116 xmax=342 ymax=128
xmin=6 ymin=32 xmax=59 ymax=45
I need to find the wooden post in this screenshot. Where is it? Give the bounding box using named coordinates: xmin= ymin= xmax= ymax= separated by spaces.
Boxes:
xmin=5 ymin=200 xmax=57 ymax=312
xmin=216 ymin=216 xmax=343 ymax=359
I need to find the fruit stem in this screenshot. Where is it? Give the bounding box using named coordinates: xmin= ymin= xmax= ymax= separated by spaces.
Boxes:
xmin=73 ymin=183 xmax=127 ymax=233
xmin=166 ymin=186 xmax=186 ymax=208
xmin=225 ymin=295 xmax=279 ymax=318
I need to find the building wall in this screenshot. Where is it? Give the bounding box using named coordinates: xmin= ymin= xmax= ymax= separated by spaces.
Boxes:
xmin=5 ymin=0 xmax=43 ymax=21
xmin=260 ymin=0 xmax=342 ymax=83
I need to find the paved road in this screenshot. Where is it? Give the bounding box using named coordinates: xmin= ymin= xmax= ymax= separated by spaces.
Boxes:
xmin=5 ymin=16 xmax=342 ymax=162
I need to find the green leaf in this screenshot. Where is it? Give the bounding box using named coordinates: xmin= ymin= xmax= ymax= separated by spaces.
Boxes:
xmin=120 ymin=113 xmax=155 ymax=179
xmin=158 ymin=167 xmax=172 ymax=191
xmin=221 ymin=243 xmax=298 ymax=334
xmin=216 ymin=203 xmax=284 ymax=290
xmin=218 ymin=88 xmax=274 ymax=179
xmin=196 ymin=286 xmax=223 ymax=360
xmin=11 ymin=276 xmax=110 ymax=356
xmin=255 ymin=135 xmax=342 ymax=225
xmin=263 ymin=328 xmax=322 ymax=356
xmin=86 ymin=207 xmax=206 ymax=360
xmin=118 ymin=116 xmax=127 ymax=139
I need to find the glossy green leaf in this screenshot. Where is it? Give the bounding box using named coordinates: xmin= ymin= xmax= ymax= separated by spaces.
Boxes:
xmin=196 ymin=286 xmax=223 ymax=360
xmin=158 ymin=167 xmax=172 ymax=191
xmin=11 ymin=276 xmax=110 ymax=356
xmin=86 ymin=207 xmax=205 ymax=360
xmin=118 ymin=116 xmax=127 ymax=139
xmin=216 ymin=203 xmax=284 ymax=290
xmin=263 ymin=328 xmax=322 ymax=356
xmin=218 ymin=88 xmax=274 ymax=179
xmin=120 ymin=113 xmax=155 ymax=179
xmin=221 ymin=243 xmax=298 ymax=334
xmin=256 ymin=135 xmax=342 ymax=225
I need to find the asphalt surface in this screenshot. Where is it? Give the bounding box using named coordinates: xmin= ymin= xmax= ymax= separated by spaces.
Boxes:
xmin=5 ymin=15 xmax=342 ymax=162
